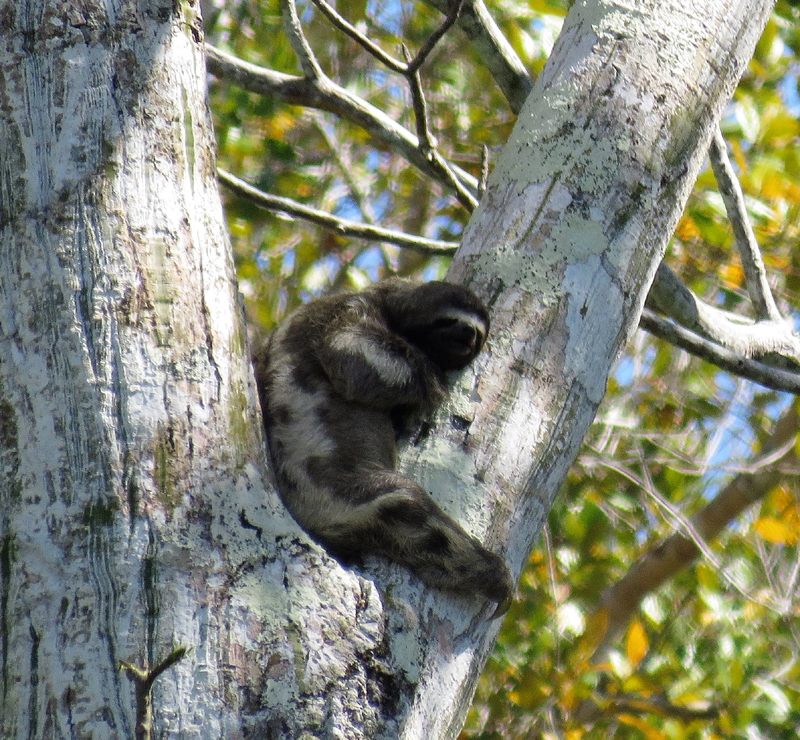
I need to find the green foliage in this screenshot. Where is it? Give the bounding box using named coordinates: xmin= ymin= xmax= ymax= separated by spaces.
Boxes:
xmin=206 ymin=2 xmax=800 ymax=737
xmin=208 ymin=0 xmax=526 ymax=325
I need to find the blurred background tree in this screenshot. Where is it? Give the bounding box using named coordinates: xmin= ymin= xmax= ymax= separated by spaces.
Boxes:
xmin=203 ymin=1 xmax=800 ymax=737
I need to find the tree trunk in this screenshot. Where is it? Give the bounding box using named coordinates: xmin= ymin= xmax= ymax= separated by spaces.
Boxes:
xmin=405 ymin=0 xmax=775 ymax=735
xmin=0 ymin=0 xmax=271 ymax=735
xmin=0 ymin=1 xmax=774 ymax=739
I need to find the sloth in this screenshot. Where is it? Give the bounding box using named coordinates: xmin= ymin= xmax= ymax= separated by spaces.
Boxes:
xmin=254 ymin=277 xmax=513 ymax=615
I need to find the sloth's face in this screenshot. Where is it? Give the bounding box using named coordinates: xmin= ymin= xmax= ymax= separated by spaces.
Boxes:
xmin=419 ymin=313 xmax=487 ymax=370
xmin=385 ymin=281 xmax=490 ymax=371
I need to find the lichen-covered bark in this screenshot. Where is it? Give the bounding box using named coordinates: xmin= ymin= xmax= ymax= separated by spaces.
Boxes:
xmin=399 ymin=0 xmax=776 ymax=736
xmin=0 ymin=0 xmax=776 ymax=739
xmin=0 ymin=1 xmax=465 ymax=738
xmin=0 ymin=0 xmax=282 ymax=735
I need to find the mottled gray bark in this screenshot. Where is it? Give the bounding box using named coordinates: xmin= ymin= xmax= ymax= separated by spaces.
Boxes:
xmin=0 ymin=1 xmax=775 ymax=739
xmin=407 ymin=0 xmax=776 ymax=735
xmin=0 ymin=0 xmax=274 ymax=735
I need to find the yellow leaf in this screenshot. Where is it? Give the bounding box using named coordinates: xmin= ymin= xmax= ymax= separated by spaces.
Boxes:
xmin=675 ymin=215 xmax=701 ymax=241
xmin=763 ymin=252 xmax=789 ymax=270
xmin=731 ymin=139 xmax=749 ymax=175
xmin=753 ymin=516 xmax=799 ymax=545
xmin=719 ymin=261 xmax=744 ymax=289
xmin=626 ymin=620 xmax=649 ymax=667
xmin=264 ymin=111 xmax=297 ymax=139
xmin=762 ymin=112 xmax=800 ymax=143
xmin=762 ymin=172 xmax=792 ymax=200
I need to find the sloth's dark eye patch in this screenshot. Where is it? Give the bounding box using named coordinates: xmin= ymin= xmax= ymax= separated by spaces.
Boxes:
xmin=431 ymin=317 xmax=459 ymax=329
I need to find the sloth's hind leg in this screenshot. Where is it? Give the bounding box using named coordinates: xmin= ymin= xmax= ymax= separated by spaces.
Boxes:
xmin=317 ymin=470 xmax=513 ymax=614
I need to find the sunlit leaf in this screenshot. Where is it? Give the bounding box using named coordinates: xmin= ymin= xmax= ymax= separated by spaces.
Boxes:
xmin=626 ymin=620 xmax=649 ymax=667
xmin=719 ymin=261 xmax=745 ymax=289
xmin=734 ymin=96 xmax=761 ymax=141
xmin=753 ymin=516 xmax=798 ymax=544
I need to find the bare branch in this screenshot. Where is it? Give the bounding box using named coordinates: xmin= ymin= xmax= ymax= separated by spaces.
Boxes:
xmin=406 ymin=0 xmax=465 ymax=75
xmin=422 ymin=0 xmax=533 ymax=113
xmin=309 ymin=1 xmax=474 ymax=209
xmin=646 ymin=262 xmax=800 ymax=365
xmin=709 ymin=126 xmax=782 ymax=321
xmin=218 ymin=169 xmax=458 ymax=256
xmin=312 ymin=0 xmax=463 ymax=76
xmin=402 ymin=43 xmax=437 ymax=154
xmin=310 ymin=0 xmax=406 ymax=72
xmin=281 ymin=0 xmax=324 ymax=79
xmin=639 ymin=308 xmax=800 ymax=394
xmin=205 ymin=45 xmax=479 ymax=199
xmin=429 ymin=149 xmax=479 ymax=210
xmin=478 ymin=144 xmax=489 ymax=199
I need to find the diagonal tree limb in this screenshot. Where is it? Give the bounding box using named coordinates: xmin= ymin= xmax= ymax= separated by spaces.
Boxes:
xmin=422 ymin=0 xmax=533 ymax=113
xmin=205 ymin=47 xmax=479 ymax=201
xmin=218 ymin=169 xmax=458 ymax=256
xmin=646 ymin=262 xmax=800 ymax=366
xmin=639 ymin=309 xmax=800 ymax=394
xmin=709 ymin=126 xmax=782 ymax=321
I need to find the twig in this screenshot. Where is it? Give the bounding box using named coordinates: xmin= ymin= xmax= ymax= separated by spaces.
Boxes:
xmin=205 ymin=45 xmax=479 ymax=201
xmin=421 ymin=0 xmax=533 ymax=114
xmin=218 ymin=169 xmax=459 ymax=256
xmin=573 ymin=404 xmax=800 ymax=723
xmin=281 ymin=0 xmax=324 ymax=79
xmin=608 ymin=455 xmax=779 ymax=611
xmin=311 ymin=115 xmax=395 ymax=270
xmin=403 ymin=44 xmax=437 ymax=154
xmin=430 ymin=150 xmax=479 ymax=210
xmin=311 ymin=0 xmax=406 ymax=72
xmin=311 ymin=114 xmax=378 ymax=225
xmin=311 ymin=0 xmax=464 ymax=76
xmin=639 ymin=308 xmax=800 ymax=395
xmin=543 ymin=525 xmax=562 ymax=667
xmin=120 ymin=646 xmax=188 ymax=740
xmin=308 ymin=0 xmax=476 ymax=209
xmin=708 ymin=126 xmax=782 ymax=321
xmin=406 ymin=0 xmax=465 ymax=75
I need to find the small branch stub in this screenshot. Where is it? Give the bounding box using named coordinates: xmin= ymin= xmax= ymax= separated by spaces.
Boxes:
xmin=120 ymin=646 xmax=189 ymax=740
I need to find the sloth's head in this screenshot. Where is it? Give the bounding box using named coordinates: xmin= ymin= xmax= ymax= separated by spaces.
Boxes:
xmin=380 ymin=280 xmax=490 ymax=370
